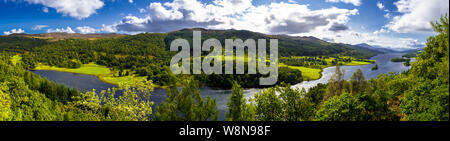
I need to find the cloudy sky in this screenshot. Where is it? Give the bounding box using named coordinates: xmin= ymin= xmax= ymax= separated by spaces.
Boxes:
xmin=1 ymin=0 xmax=448 ymax=50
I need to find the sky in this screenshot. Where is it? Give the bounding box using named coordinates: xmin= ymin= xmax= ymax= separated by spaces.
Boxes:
xmin=0 ymin=0 xmax=448 ymax=50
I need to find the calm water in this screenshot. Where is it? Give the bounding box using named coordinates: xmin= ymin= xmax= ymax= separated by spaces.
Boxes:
xmin=32 ymin=53 xmax=412 ymax=120
xmin=292 ymin=53 xmax=414 ymax=90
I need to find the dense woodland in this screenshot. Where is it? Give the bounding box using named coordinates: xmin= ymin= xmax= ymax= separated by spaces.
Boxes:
xmin=0 ymin=15 xmax=448 ymax=121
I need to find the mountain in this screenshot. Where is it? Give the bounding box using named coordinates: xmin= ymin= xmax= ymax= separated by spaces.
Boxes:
xmin=167 ymin=28 xmax=381 ymax=58
xmin=4 ymin=33 xmax=125 ymax=41
xmin=353 ymin=43 xmax=397 ymax=53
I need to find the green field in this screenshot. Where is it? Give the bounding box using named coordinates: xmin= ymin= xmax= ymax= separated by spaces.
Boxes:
xmin=34 ymin=63 xmax=146 ymax=86
xmin=342 ymin=61 xmax=373 ymax=66
xmin=35 ymin=63 xmax=110 ymax=75
xmin=279 ymin=63 xmax=322 ymax=80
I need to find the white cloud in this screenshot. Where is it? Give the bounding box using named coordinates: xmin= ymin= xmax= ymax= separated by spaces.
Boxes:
xmin=115 ymin=0 xmax=358 ymax=34
xmin=75 ymin=26 xmax=98 ymax=34
xmin=376 ymin=2 xmax=384 ymax=10
xmin=373 ymin=28 xmax=389 ymax=35
xmin=139 ymin=8 xmax=146 ymax=13
xmin=46 ymin=25 xmax=117 ymax=34
xmin=128 ymin=0 xmax=133 ymax=3
xmin=3 ymin=28 xmax=25 ymax=35
xmin=32 ymin=25 xmax=49 ymax=30
xmin=24 ymin=0 xmax=104 ymax=19
xmin=42 ymin=7 xmax=49 ymax=13
xmin=296 ymin=27 xmax=424 ymax=50
xmin=288 ymin=0 xmax=297 ymax=4
xmin=325 ymin=0 xmax=361 ymax=6
xmin=47 ymin=26 xmax=75 ymax=33
xmin=383 ymin=13 xmax=390 ymax=18
xmin=385 ymin=0 xmax=449 ymax=33
xmin=100 ymin=24 xmax=118 ymax=33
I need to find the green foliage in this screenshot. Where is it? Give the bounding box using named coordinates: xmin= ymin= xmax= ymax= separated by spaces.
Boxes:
xmin=305 ymin=83 xmax=327 ymax=105
xmin=400 ymin=78 xmax=449 ymax=121
xmin=316 ymin=93 xmax=366 ymax=121
xmin=400 ymin=14 xmax=449 ymax=121
xmin=412 ymin=15 xmax=449 ymax=84
xmin=371 ymin=64 xmax=378 ymax=70
xmin=226 ymin=82 xmax=256 ymax=121
xmin=350 ymin=68 xmax=367 ymax=94
xmin=0 ymin=82 xmax=11 ymax=121
xmin=144 ymin=65 xmax=178 ymax=86
xmin=153 ymin=78 xmax=219 ymax=121
xmin=315 ymin=91 xmax=396 ymax=121
xmin=325 ymin=65 xmax=346 ymax=99
xmin=252 ymin=85 xmax=314 ymax=121
xmin=391 ymin=57 xmax=410 ymax=62
xmin=278 ymin=66 xmax=303 ymax=85
xmin=71 ymin=80 xmax=154 ymax=121
xmin=253 ymin=88 xmax=283 ymax=121
xmin=280 ymin=56 xmax=328 ymax=67
xmin=277 ymin=85 xmax=315 ymax=121
xmin=0 ymin=36 xmax=48 ymax=52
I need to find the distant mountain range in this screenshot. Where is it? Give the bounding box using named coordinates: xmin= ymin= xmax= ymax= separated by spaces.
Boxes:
xmin=353 ymin=43 xmax=397 ymax=53
xmin=353 ymin=43 xmax=423 ymax=53
xmin=4 ymin=32 xmax=125 ymax=41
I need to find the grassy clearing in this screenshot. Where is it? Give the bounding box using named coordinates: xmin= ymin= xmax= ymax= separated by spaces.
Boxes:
xmin=279 ymin=63 xmax=322 ymax=80
xmin=35 ymin=63 xmax=110 ymax=75
xmin=34 ymin=63 xmax=146 ymax=86
xmin=342 ymin=61 xmax=372 ymax=66
xmin=10 ymin=55 xmax=22 ymax=65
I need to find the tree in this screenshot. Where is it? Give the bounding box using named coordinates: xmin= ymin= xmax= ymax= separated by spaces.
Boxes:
xmin=153 ymin=78 xmax=219 ymax=121
xmin=410 ymin=14 xmax=449 ymax=83
xmin=350 ymin=68 xmax=367 ymax=94
xmin=400 ymin=14 xmax=449 ymax=121
xmin=226 ymin=82 xmax=256 ymax=121
xmin=277 ymin=85 xmax=315 ymax=121
xmin=71 ymin=80 xmax=154 ymax=121
xmin=253 ymin=88 xmax=283 ymax=121
xmin=315 ymin=93 xmax=367 ymax=121
xmin=0 ymin=82 xmax=11 ymax=121
xmin=325 ymin=65 xmax=346 ymax=99
xmin=400 ymin=78 xmax=449 ymax=121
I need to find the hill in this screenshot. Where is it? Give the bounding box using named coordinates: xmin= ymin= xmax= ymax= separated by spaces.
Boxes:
xmin=167 ymin=28 xmax=380 ymax=58
xmin=4 ymin=33 xmax=126 ymax=41
xmin=353 ymin=43 xmax=397 ymax=53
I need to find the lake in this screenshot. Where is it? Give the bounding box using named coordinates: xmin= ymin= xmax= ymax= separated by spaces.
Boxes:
xmin=32 ymin=53 xmax=413 ymax=120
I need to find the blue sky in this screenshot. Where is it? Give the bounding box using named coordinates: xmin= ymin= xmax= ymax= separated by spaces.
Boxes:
xmin=1 ymin=0 xmax=448 ymax=50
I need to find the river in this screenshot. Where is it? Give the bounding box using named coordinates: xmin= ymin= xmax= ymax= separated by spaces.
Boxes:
xmin=32 ymin=53 xmax=413 ymax=120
